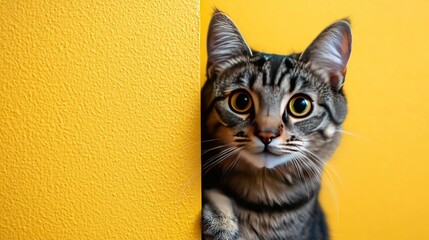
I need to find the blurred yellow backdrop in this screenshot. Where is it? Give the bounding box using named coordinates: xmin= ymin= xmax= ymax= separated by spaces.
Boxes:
xmin=201 ymin=1 xmax=429 ymax=239
xmin=1 ymin=1 xmax=199 ymax=239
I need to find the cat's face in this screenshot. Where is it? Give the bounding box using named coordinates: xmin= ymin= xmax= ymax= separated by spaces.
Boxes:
xmin=202 ymin=12 xmax=351 ymax=172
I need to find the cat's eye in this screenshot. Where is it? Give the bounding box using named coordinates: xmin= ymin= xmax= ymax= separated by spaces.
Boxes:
xmin=229 ymin=90 xmax=253 ymax=114
xmin=288 ymin=94 xmax=313 ymax=118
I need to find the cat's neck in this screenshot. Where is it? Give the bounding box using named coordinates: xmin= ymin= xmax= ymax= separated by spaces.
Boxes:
xmin=210 ymin=160 xmax=322 ymax=210
xmin=234 ymin=195 xmax=327 ymax=240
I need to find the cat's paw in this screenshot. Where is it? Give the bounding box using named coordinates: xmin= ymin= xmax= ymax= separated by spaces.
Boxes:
xmin=202 ymin=189 xmax=241 ymax=240
xmin=202 ymin=204 xmax=240 ymax=240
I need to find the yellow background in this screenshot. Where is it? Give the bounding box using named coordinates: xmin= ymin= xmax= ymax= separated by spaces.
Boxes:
xmin=201 ymin=1 xmax=429 ymax=239
xmin=1 ymin=1 xmax=200 ymax=239
xmin=2 ymin=0 xmax=429 ymax=239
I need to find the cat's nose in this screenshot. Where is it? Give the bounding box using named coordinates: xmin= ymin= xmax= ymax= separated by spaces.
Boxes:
xmin=256 ymin=131 xmax=279 ymax=146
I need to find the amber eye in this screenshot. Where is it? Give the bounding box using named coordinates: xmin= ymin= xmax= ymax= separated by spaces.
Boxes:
xmin=229 ymin=90 xmax=253 ymax=114
xmin=288 ymin=94 xmax=313 ymax=118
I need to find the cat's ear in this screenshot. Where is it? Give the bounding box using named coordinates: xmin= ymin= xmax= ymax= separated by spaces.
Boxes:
xmin=300 ymin=19 xmax=352 ymax=91
xmin=207 ymin=10 xmax=252 ymax=78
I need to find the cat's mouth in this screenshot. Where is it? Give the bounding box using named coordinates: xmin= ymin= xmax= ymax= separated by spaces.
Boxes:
xmin=263 ymin=146 xmax=271 ymax=153
xmin=241 ymin=149 xmax=294 ymax=169
xmin=261 ymin=146 xmax=283 ymax=156
xmin=264 ymin=146 xmax=285 ymax=155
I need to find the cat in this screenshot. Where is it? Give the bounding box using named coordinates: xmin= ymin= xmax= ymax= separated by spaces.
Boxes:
xmin=201 ymin=10 xmax=351 ymax=240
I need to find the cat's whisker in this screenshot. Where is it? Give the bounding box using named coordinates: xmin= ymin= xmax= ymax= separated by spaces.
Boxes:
xmin=178 ymin=142 xmax=241 ymax=199
xmin=203 ymin=147 xmax=241 ymax=174
xmin=301 ymin=154 xmax=324 ymax=191
xmin=175 ymin=143 xmax=229 ymax=205
xmin=299 ymin=147 xmax=341 ymax=183
xmin=336 ymin=129 xmax=370 ymax=142
xmin=203 ymin=146 xmax=236 ymax=170
xmin=202 ymin=147 xmax=234 ymax=168
xmin=294 ymin=156 xmax=318 ymax=194
xmin=297 ymin=148 xmax=340 ymax=200
xmin=280 ymin=147 xmax=299 ymax=152
xmin=296 ymin=151 xmax=328 ymax=189
xmin=175 ymin=167 xmax=201 ymax=205
xmin=297 ymin=154 xmax=322 ymax=179
xmin=202 ymin=144 xmax=230 ymax=155
xmin=220 ymin=152 xmax=242 ymax=183
xmin=202 ymin=138 xmax=223 ymax=143
xmin=297 ymin=147 xmax=336 ymax=174
xmin=176 ymin=142 xmax=233 ymax=199
xmin=279 ymin=149 xmax=294 ymax=154
xmin=174 ymin=138 xmax=223 ymax=163
xmin=291 ymin=157 xmax=311 ymax=198
xmin=295 ymin=150 xmax=340 ymax=223
xmin=203 ymin=149 xmax=241 ymax=175
xmin=174 ymin=141 xmax=201 ymax=160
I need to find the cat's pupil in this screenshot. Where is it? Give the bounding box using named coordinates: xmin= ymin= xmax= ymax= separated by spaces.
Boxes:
xmin=236 ymin=93 xmax=249 ymax=110
xmin=293 ymin=97 xmax=308 ymax=113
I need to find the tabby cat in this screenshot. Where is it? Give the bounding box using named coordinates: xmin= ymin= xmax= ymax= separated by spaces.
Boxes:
xmin=202 ymin=10 xmax=352 ymax=240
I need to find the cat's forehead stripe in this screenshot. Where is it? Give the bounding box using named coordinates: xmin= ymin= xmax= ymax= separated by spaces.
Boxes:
xmin=247 ymin=55 xmax=294 ymax=92
xmin=268 ymin=56 xmax=284 ymax=86
xmin=274 ymin=59 xmax=287 ymax=87
xmin=261 ymin=55 xmax=294 ymax=87
xmin=288 ymin=75 xmax=297 ymax=93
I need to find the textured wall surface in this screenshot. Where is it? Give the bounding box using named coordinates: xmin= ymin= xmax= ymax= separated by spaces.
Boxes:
xmin=1 ymin=1 xmax=200 ymax=239
xmin=201 ymin=1 xmax=429 ymax=239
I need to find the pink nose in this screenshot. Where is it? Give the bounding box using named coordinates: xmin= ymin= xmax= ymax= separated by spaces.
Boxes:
xmin=256 ymin=132 xmax=278 ymax=145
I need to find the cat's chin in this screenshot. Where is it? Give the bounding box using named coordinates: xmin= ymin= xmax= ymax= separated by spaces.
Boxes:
xmin=240 ymin=151 xmax=294 ymax=169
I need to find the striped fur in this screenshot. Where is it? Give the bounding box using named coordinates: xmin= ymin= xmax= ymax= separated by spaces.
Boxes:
xmin=202 ymin=11 xmax=351 ymax=240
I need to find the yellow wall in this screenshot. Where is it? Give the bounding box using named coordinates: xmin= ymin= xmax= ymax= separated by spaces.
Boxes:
xmin=1 ymin=1 xmax=200 ymax=239
xmin=201 ymin=1 xmax=429 ymax=239
xmin=2 ymin=0 xmax=429 ymax=239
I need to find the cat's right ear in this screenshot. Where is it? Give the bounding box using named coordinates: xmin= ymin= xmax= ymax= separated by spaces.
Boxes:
xmin=299 ymin=20 xmax=352 ymax=91
xmin=207 ymin=10 xmax=252 ymax=78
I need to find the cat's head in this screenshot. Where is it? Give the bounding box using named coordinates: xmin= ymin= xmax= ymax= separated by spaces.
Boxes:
xmin=202 ymin=11 xmax=351 ymax=172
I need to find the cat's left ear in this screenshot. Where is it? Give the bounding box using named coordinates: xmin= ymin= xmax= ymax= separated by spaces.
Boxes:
xmin=207 ymin=11 xmax=252 ymax=78
xmin=300 ymin=20 xmax=352 ymax=91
